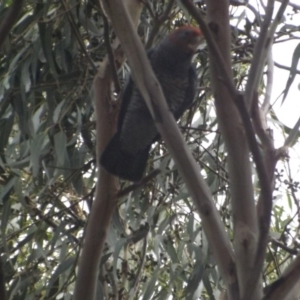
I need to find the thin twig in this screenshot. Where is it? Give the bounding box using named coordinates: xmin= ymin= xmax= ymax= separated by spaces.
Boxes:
xmin=60 ymin=0 xmax=97 ymax=73
xmin=274 ymin=61 xmax=300 ymax=74
xmin=129 ymin=237 xmax=148 ymax=299
xmin=271 ymin=238 xmax=298 ymax=255
xmin=117 ymin=169 xmax=161 ymax=198
xmin=268 ymin=0 xmax=290 ymax=41
xmin=245 ymin=0 xmax=275 ymax=109
xmin=145 ymin=0 xmax=175 ymax=49
xmin=245 ymin=0 xmax=289 ymax=111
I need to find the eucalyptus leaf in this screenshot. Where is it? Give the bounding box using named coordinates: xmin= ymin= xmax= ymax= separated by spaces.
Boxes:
xmin=281 ymin=42 xmax=300 ymax=103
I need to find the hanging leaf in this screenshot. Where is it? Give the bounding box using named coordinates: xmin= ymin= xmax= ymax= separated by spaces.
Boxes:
xmin=281 ymin=42 xmax=300 ymax=104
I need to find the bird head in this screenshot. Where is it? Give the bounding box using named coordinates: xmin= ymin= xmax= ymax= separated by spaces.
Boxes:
xmin=168 ymin=26 xmax=203 ymax=55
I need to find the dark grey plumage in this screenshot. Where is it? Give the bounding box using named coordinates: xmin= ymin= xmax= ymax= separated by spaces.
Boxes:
xmin=100 ymin=26 xmax=203 ymax=181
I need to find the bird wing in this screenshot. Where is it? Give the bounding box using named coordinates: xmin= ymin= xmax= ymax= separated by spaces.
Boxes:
xmin=117 ymin=49 xmax=155 ymax=132
xmin=117 ymin=76 xmax=134 ymax=132
xmin=173 ymin=65 xmax=197 ymax=120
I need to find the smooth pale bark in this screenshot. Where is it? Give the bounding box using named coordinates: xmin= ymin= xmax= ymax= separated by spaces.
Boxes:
xmin=73 ymin=2 xmax=143 ymax=300
xmin=206 ymin=1 xmax=260 ymax=298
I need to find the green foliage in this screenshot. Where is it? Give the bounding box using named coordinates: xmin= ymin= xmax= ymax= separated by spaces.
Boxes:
xmin=0 ymin=1 xmax=300 ymax=299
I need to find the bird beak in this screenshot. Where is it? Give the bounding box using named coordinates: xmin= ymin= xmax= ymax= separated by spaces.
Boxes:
xmin=188 ymin=35 xmax=205 ymax=53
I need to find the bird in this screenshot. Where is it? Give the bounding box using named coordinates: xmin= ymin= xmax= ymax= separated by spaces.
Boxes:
xmin=100 ymin=26 xmax=203 ymax=181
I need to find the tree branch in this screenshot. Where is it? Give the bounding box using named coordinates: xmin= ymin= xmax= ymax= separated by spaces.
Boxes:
xmin=73 ymin=64 xmax=119 ymax=300
xmin=145 ymin=0 xmax=175 ymax=49
xmin=179 ymin=0 xmax=237 ymax=98
xmin=103 ymin=15 xmax=121 ymax=93
xmin=244 ymin=0 xmax=274 ymax=109
xmin=0 ymin=0 xmax=23 ymax=49
xmin=245 ymin=0 xmax=289 ymax=110
xmin=180 ymin=1 xmax=261 ymax=298
xmin=73 ymin=2 xmax=143 ymax=299
xmin=0 ymin=256 xmax=6 ymax=300
xmin=100 ymin=0 xmax=238 ymax=298
xmin=263 ymin=255 xmax=300 ymax=300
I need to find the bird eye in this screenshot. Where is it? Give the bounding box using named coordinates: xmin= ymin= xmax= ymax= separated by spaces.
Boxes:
xmin=182 ymin=30 xmax=191 ymax=40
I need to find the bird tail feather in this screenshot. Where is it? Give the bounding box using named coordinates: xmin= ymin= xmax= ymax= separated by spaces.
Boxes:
xmin=100 ymin=133 xmax=149 ymax=182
